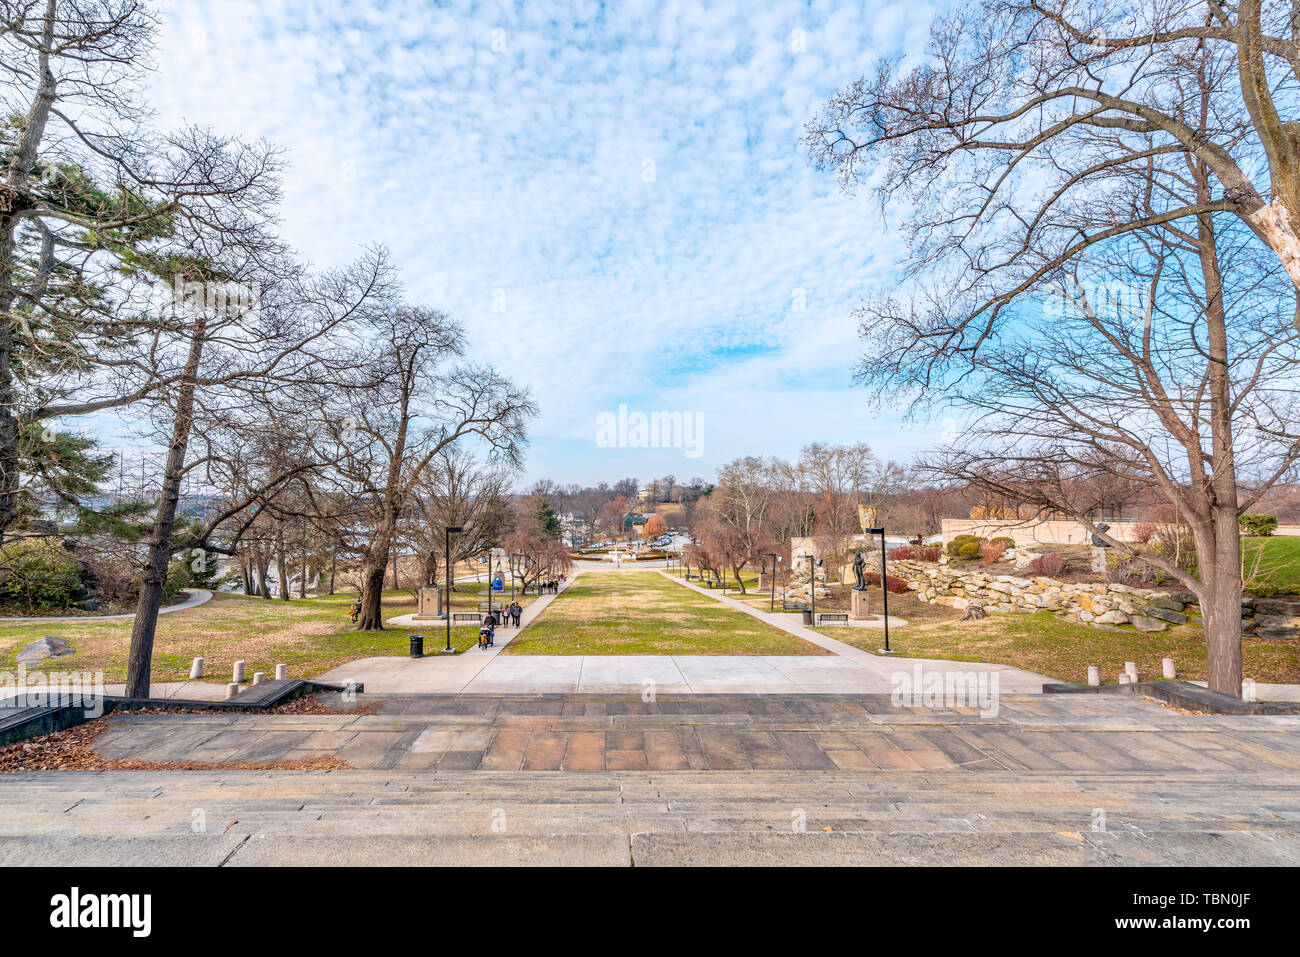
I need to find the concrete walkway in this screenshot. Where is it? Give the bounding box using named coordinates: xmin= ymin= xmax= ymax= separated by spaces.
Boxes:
xmin=314 ymin=573 xmax=581 ymax=693
xmin=0 ymin=589 xmax=213 ymax=624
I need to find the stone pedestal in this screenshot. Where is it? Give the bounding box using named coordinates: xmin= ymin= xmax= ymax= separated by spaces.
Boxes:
xmin=850 ymin=588 xmax=873 ymax=620
xmin=414 ymin=585 xmax=444 ymax=620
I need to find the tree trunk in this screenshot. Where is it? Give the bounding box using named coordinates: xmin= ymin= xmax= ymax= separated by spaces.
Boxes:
xmin=356 ymin=562 xmax=387 ymax=630
xmin=1201 ymin=510 xmax=1244 ymax=698
xmin=276 ymin=525 xmax=290 ymax=601
xmin=328 ymin=555 xmax=337 ymax=595
xmin=124 ymin=313 xmax=206 ymax=698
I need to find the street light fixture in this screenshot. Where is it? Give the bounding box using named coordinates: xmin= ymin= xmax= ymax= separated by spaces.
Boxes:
xmin=764 ymin=552 xmax=781 ymax=612
xmin=810 ymin=556 xmax=823 ymax=621
xmin=443 ymin=526 xmax=463 ymax=654
xmin=863 ymin=526 xmax=895 ymax=655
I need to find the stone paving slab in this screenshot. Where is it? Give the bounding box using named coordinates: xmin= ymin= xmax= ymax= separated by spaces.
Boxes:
xmin=80 ymin=693 xmax=1300 ymax=775
xmin=3 ymin=766 xmax=1298 ymax=865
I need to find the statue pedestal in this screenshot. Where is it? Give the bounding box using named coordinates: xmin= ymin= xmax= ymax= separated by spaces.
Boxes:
xmin=850 ymin=588 xmax=873 ymax=620
xmin=414 ymin=585 xmax=444 ymax=620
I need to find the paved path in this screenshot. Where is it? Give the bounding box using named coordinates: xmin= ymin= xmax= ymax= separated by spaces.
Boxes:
xmin=315 ymin=574 xmax=580 ymax=693
xmin=5 ymin=692 xmax=1299 ymax=865
xmin=0 ymin=589 xmax=214 ymax=624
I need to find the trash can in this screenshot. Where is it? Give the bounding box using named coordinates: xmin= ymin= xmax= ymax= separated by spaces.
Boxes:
xmin=409 ymin=634 xmax=425 ymax=658
xmin=802 ymin=609 xmax=813 ymax=626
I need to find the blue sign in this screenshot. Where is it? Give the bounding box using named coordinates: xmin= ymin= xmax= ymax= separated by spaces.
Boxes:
xmin=492 ymin=576 xmax=504 ymax=591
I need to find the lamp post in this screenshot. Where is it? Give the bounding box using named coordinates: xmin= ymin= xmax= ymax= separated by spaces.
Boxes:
xmin=810 ymin=556 xmax=823 ymax=620
xmin=764 ymin=553 xmax=781 ymax=612
xmin=863 ymin=526 xmax=895 ymax=654
xmin=443 ymin=526 xmax=463 ymax=653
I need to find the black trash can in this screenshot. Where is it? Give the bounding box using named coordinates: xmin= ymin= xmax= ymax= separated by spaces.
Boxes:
xmin=802 ymin=609 xmax=813 ymax=626
xmin=409 ymin=634 xmax=425 ymax=658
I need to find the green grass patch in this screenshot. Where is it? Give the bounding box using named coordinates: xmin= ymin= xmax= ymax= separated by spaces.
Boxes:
xmin=504 ymin=569 xmax=827 ymax=656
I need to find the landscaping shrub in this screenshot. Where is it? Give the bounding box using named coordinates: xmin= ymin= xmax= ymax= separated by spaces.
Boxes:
xmin=956 ymin=541 xmax=981 ymax=560
xmin=1239 ymin=514 xmax=1278 ymax=537
xmin=868 ymin=572 xmax=909 ymax=593
xmin=945 ymin=534 xmax=981 ymax=558
xmin=83 ymin=554 xmax=138 ymax=606
xmin=0 ymin=539 xmax=82 ymax=612
xmin=887 ymin=545 xmax=941 ymax=562
xmin=990 ymin=536 xmax=1016 ymax=550
xmin=980 ymin=541 xmax=1007 ymax=564
xmin=1133 ymin=522 xmax=1156 ymax=544
xmin=162 ymin=560 xmax=192 ymax=604
xmin=1027 ymin=553 xmax=1066 ymax=576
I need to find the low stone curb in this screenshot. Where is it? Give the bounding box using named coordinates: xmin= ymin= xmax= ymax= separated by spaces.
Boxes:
xmin=1042 ymin=679 xmax=1300 ymax=714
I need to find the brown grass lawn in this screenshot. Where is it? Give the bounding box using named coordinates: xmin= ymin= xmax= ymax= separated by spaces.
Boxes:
xmin=816 ymin=587 xmax=1300 ymax=686
xmin=505 ymin=568 xmax=827 ymax=656
xmin=0 ymin=584 xmax=537 ymax=685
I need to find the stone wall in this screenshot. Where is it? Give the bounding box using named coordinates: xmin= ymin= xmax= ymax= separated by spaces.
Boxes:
xmin=889 ymin=559 xmax=1298 ymax=640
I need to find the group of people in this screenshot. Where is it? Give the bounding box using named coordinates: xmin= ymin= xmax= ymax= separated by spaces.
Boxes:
xmin=539 ymin=577 xmax=565 ymax=594
xmin=478 ymin=601 xmax=524 ymax=649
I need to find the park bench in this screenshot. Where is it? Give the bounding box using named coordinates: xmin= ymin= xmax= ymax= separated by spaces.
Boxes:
xmin=816 ymin=612 xmax=849 ymax=626
xmin=782 ymin=601 xmax=807 ymax=612
xmin=452 ymin=612 xmax=482 ymax=624
xmin=478 ymin=601 xmax=498 ymax=611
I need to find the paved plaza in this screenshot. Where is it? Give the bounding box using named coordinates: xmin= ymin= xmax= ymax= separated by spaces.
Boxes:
xmin=4 ymin=692 xmax=1299 ymax=865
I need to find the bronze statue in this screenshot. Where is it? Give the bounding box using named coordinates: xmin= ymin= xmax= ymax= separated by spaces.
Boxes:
xmin=852 ymin=551 xmax=867 ymax=590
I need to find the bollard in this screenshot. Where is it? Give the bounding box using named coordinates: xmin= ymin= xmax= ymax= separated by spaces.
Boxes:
xmin=226 ymin=682 xmax=239 ymax=699
xmin=1162 ymin=658 xmax=1176 ymax=680
xmin=275 ymin=664 xmax=287 ymax=680
xmin=189 ymin=657 xmax=204 ymax=679
xmin=1125 ymin=661 xmax=1138 ymax=682
xmin=232 ymin=660 xmax=246 ymax=684
xmin=1087 ymin=665 xmax=1100 ymax=687
xmin=252 ymin=672 xmax=264 ymax=685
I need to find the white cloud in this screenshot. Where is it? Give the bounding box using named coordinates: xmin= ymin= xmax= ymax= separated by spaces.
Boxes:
xmin=145 ymin=0 xmax=949 ymax=483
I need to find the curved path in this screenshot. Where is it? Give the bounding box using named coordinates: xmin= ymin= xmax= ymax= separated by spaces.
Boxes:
xmin=0 ymin=588 xmax=214 ymax=624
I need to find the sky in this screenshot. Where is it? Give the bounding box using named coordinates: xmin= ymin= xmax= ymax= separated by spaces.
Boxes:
xmin=144 ymin=0 xmax=953 ymax=486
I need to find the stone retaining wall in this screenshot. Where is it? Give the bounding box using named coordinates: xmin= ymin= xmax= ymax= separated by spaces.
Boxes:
xmin=890 ymin=559 xmax=1299 ymax=639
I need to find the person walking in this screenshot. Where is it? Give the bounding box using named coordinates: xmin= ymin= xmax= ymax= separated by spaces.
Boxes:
xmin=483 ymin=610 xmax=498 ymax=647
xmin=510 ymin=601 xmax=522 ymax=627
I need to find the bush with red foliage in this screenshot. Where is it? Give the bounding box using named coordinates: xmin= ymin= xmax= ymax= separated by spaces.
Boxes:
xmin=979 ymin=541 xmax=1006 ymax=565
xmin=868 ymin=572 xmax=910 ymax=593
xmin=1027 ymin=554 xmax=1066 ymax=576
xmin=887 ymin=545 xmax=941 ymax=562
xmin=1132 ymin=522 xmax=1156 ymax=544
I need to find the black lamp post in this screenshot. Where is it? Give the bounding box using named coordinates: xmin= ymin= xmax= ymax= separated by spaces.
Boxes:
xmin=443 ymin=526 xmax=463 ymax=653
xmin=863 ymin=526 xmax=894 ymax=654
xmin=810 ymin=556 xmax=823 ymax=620
xmin=764 ymin=552 xmax=781 ymax=612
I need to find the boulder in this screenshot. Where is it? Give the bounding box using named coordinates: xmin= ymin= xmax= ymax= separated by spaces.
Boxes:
xmin=1128 ymin=615 xmax=1168 ymax=633
xmin=16 ymin=636 xmax=75 ymax=664
xmin=1142 ymin=605 xmax=1189 ymax=625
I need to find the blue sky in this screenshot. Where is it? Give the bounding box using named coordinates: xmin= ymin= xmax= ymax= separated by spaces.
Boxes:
xmin=146 ymin=0 xmax=952 ymax=484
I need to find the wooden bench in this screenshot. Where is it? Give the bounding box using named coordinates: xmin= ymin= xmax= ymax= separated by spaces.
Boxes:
xmin=452 ymin=612 xmax=482 ymax=624
xmin=782 ymin=601 xmax=807 ymax=612
xmin=816 ymin=612 xmax=849 ymax=626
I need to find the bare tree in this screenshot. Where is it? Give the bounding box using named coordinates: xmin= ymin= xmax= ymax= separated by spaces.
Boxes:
xmin=312 ymin=306 xmax=535 ymax=631
xmin=806 ymin=0 xmax=1300 ymax=695
xmin=402 ymin=446 xmax=514 ymax=587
